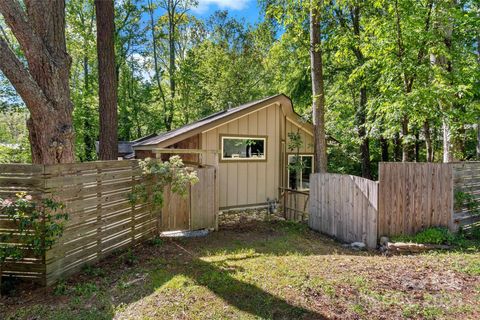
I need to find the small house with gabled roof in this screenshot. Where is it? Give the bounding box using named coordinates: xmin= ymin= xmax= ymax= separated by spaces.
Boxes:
xmin=133 ymin=94 xmax=314 ymax=210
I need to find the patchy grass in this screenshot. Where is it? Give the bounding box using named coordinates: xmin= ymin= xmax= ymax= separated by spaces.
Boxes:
xmin=1 ymin=220 xmax=479 ymax=319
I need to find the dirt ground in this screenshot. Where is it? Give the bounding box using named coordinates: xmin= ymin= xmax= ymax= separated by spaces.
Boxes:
xmin=1 ymin=220 xmax=479 ymax=320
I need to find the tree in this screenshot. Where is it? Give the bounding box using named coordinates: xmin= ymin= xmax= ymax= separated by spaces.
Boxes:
xmin=310 ymin=0 xmax=327 ymax=173
xmin=95 ymin=0 xmax=118 ymax=160
xmin=0 ymin=0 xmax=75 ymax=164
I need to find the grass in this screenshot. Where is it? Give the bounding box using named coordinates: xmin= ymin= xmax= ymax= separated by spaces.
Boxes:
xmin=1 ymin=220 xmax=479 ymax=319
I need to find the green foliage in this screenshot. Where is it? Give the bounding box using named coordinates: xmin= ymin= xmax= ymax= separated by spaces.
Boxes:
xmin=392 ymin=227 xmax=456 ymax=245
xmin=129 ymin=156 xmax=199 ymax=208
xmin=287 ymin=131 xmax=307 ymax=190
xmin=454 ymin=190 xmax=479 ymax=215
xmin=0 ymin=193 xmax=69 ymax=264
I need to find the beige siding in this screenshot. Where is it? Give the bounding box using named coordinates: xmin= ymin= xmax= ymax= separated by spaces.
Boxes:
xmin=200 ymin=104 xmax=313 ymax=209
xmin=286 ymin=119 xmax=314 ymax=154
xmin=201 ymin=103 xmax=281 ymax=208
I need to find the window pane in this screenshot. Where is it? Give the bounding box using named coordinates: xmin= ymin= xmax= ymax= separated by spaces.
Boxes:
xmin=222 ymin=138 xmax=265 ymax=159
xmin=301 ymin=156 xmax=313 ymax=189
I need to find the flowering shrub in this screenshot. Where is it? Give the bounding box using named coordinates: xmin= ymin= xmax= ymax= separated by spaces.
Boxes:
xmin=129 ymin=156 xmax=199 ymax=208
xmin=0 ymin=193 xmax=68 ymax=264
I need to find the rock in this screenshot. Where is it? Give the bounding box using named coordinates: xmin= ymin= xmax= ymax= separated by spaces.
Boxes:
xmin=386 ymin=242 xmax=451 ymax=253
xmin=350 ymin=242 xmax=366 ymax=250
xmin=380 ymin=236 xmax=389 ymax=246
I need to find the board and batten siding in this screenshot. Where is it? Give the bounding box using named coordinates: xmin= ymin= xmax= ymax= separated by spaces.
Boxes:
xmin=285 ymin=119 xmax=314 ymax=154
xmin=201 ymin=103 xmax=284 ymax=208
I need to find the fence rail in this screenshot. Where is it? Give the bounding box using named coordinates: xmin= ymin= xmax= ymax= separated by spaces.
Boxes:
xmin=309 ymin=174 xmax=378 ymax=248
xmin=280 ymin=187 xmax=309 ymax=221
xmin=0 ymin=160 xmax=217 ymax=286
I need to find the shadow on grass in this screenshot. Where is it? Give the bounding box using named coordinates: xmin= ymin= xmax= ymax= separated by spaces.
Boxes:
xmin=156 ymin=239 xmax=327 ymax=319
xmin=3 ymin=220 xmax=360 ymax=319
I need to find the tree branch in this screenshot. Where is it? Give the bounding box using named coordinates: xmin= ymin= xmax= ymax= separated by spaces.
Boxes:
xmin=0 ymin=0 xmax=51 ymax=65
xmin=0 ymin=36 xmax=50 ymax=116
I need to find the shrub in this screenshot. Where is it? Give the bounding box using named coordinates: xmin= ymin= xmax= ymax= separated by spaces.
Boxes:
xmin=392 ymin=227 xmax=456 ymax=245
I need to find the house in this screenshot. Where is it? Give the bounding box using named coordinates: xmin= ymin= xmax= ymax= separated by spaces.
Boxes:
xmin=95 ymin=134 xmax=157 ymax=159
xmin=133 ymin=94 xmax=314 ymax=210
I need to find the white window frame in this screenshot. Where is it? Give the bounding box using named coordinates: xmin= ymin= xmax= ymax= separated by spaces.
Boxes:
xmin=220 ymin=136 xmax=267 ymax=161
xmin=287 ymin=154 xmax=314 ymax=190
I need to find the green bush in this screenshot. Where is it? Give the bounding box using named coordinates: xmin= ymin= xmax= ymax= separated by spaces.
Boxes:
xmin=392 ymin=227 xmax=456 ymax=245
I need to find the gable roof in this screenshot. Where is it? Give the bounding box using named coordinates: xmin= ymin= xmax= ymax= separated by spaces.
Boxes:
xmin=133 ymin=94 xmax=311 ymax=148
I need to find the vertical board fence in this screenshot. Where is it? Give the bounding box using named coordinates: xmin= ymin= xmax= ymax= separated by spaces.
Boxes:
xmin=378 ymin=163 xmax=454 ymax=236
xmin=309 ymin=162 xmax=480 ymax=248
xmin=309 ymin=173 xmax=378 ymax=248
xmin=0 ymin=160 xmax=217 ymax=286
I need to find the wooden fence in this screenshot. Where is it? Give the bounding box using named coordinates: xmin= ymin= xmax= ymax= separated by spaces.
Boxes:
xmin=0 ymin=160 xmax=217 ymax=286
xmin=309 ymin=162 xmax=480 ymax=248
xmin=308 ymin=174 xmax=378 ymax=248
xmin=280 ymin=188 xmax=309 ymax=221
xmin=378 ymin=163 xmax=454 ymax=236
xmin=452 ymin=162 xmax=480 ymax=230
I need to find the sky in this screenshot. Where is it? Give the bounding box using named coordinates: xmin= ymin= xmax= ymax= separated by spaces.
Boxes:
xmin=191 ymin=0 xmax=262 ymax=25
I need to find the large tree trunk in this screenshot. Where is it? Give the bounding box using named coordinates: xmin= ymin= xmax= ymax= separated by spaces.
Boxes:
xmin=310 ymin=0 xmax=328 ymax=173
xmin=424 ymin=120 xmax=433 ymax=162
xmin=95 ymin=0 xmax=118 ymax=160
xmin=0 ymin=0 xmax=75 ymax=164
xmin=393 ymin=133 xmax=402 ymax=161
xmin=380 ymin=136 xmax=389 ymax=162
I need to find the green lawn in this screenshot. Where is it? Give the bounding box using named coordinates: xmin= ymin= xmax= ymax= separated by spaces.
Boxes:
xmin=1 ymin=220 xmax=479 ymax=319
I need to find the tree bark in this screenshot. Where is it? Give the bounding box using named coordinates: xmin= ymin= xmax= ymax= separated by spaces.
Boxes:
xmin=95 ymin=0 xmax=118 ymax=160
xmin=310 ymin=0 xmax=328 ymax=173
xmin=424 ymin=120 xmax=433 ymax=162
xmin=380 ymin=136 xmax=389 ymax=162
xmin=393 ymin=133 xmax=402 ymax=161
xmin=0 ymin=0 xmax=75 ymax=164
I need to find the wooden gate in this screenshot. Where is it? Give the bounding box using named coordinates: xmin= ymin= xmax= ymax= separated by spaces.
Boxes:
xmin=309 ymin=173 xmax=378 ymax=248
xmin=161 ymin=166 xmax=217 ymax=231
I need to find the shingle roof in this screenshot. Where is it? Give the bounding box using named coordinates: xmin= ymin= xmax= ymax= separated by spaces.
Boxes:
xmin=133 ymin=95 xmax=286 ymax=147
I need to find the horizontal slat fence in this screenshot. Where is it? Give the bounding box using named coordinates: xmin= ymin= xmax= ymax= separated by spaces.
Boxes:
xmin=309 ymin=173 xmax=378 ymax=248
xmin=452 ymin=162 xmax=480 ymax=230
xmin=0 ymin=161 xmax=217 ymax=286
xmin=0 ymin=164 xmax=45 ymax=282
xmin=44 ymin=161 xmax=156 ymax=285
xmin=378 ymin=163 xmax=454 ymax=237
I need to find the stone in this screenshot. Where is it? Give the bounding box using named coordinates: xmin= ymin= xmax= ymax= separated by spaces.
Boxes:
xmin=350 ymin=242 xmax=366 ymax=250
xmin=380 ymin=236 xmax=390 ymax=246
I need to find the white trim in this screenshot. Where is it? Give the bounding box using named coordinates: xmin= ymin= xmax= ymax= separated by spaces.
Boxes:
xmin=221 ymin=136 xmax=267 ymax=161
xmin=287 ymin=154 xmax=314 ymax=190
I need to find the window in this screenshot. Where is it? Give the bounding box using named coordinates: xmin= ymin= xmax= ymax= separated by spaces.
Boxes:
xmin=221 ymin=136 xmax=266 ymax=161
xmin=288 ymin=155 xmax=313 ymax=190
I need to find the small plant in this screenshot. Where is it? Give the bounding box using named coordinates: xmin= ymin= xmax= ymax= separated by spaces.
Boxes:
xmin=53 ymin=279 xmax=68 ymax=296
xmin=392 ymin=227 xmax=456 ymax=245
xmin=129 ymin=156 xmax=199 ymax=208
xmin=150 ymin=236 xmax=164 ymax=247
xmin=454 ymin=190 xmax=479 ymax=215
xmin=0 ymin=193 xmax=68 ymax=295
xmin=74 ymin=282 xmax=98 ymax=297
xmin=287 ymin=131 xmax=305 ymax=191
xmin=82 ymin=264 xmax=105 ymax=277
xmin=123 ymin=249 xmax=138 ymax=266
